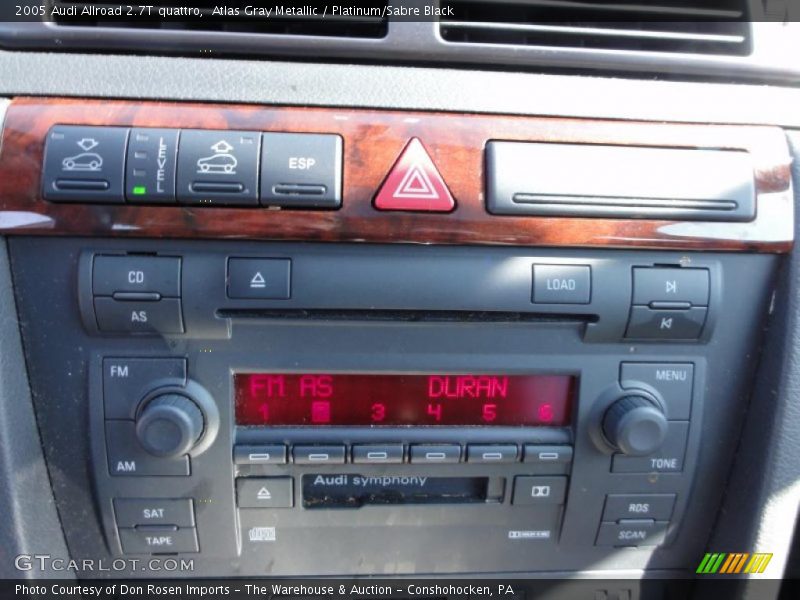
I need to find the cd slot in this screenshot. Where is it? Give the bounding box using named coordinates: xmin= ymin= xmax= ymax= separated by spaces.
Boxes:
xmin=217 ymin=308 xmax=596 ymax=324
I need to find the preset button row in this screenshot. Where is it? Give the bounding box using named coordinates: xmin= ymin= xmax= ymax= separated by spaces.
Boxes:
xmin=234 ymin=443 xmax=572 ymax=468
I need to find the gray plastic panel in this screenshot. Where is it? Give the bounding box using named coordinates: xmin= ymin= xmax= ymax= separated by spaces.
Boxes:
xmin=4 ymin=54 xmax=800 ymax=128
xmin=486 ymin=142 xmax=756 ymax=221
xmin=7 ymin=237 xmax=778 ymax=578
xmin=0 ymin=19 xmax=798 ymax=84
xmin=0 ymin=238 xmax=71 ymax=578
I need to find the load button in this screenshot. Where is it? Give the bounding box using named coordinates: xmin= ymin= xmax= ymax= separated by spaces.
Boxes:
xmin=533 ymin=265 xmax=591 ymax=304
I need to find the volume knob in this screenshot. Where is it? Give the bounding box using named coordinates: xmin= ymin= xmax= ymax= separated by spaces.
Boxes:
xmin=135 ymin=394 xmax=204 ymax=458
xmin=602 ymin=395 xmax=668 ymax=456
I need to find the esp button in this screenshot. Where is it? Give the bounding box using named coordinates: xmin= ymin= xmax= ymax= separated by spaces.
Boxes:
xmin=261 ymin=133 xmax=343 ymax=208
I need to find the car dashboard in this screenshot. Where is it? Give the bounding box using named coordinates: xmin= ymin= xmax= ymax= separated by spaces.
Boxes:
xmin=0 ymin=3 xmax=800 ymax=600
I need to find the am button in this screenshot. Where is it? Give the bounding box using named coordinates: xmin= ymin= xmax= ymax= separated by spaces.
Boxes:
xmin=532 ymin=264 xmax=591 ymax=305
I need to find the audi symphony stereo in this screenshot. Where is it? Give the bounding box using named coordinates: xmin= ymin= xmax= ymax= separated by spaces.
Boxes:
xmin=7 ymin=236 xmax=777 ymax=576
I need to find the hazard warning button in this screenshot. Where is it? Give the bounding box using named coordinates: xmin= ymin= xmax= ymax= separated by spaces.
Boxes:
xmin=374 ymin=138 xmax=455 ymax=212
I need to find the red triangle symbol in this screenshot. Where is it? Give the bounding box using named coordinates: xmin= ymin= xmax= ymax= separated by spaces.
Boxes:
xmin=374 ymin=138 xmax=455 ymax=212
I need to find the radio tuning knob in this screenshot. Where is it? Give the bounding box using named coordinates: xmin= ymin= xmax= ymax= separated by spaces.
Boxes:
xmin=602 ymin=395 xmax=668 ymax=457
xmin=135 ymin=393 xmax=205 ymax=458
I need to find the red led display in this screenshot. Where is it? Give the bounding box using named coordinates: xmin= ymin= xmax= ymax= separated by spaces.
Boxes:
xmin=234 ymin=374 xmax=574 ymax=426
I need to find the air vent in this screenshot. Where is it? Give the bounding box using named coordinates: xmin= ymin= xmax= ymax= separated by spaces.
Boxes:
xmin=440 ymin=0 xmax=751 ymax=55
xmin=50 ymin=1 xmax=388 ymax=38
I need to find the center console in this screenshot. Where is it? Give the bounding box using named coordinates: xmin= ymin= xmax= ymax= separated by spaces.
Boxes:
xmin=0 ymin=96 xmax=793 ymax=578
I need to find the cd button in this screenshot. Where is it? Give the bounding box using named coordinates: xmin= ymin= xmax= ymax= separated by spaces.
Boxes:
xmin=466 ymin=444 xmax=518 ymax=464
xmin=352 ymin=444 xmax=404 ymax=464
xmin=409 ymin=444 xmax=461 ymax=464
xmin=93 ymin=255 xmax=181 ymax=297
xmin=293 ymin=445 xmax=346 ymax=465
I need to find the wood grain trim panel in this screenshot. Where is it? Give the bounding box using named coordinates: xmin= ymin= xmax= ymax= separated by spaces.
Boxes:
xmin=0 ymin=97 xmax=793 ymax=252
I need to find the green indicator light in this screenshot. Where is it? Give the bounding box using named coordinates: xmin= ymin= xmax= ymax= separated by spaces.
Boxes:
xmin=132 ymin=186 xmax=147 ymax=196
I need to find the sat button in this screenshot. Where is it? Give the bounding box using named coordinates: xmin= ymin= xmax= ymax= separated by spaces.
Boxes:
xmin=114 ymin=498 xmax=195 ymax=527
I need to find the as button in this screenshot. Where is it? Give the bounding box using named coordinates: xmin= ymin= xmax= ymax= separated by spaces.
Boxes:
xmin=94 ymin=298 xmax=184 ymax=334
